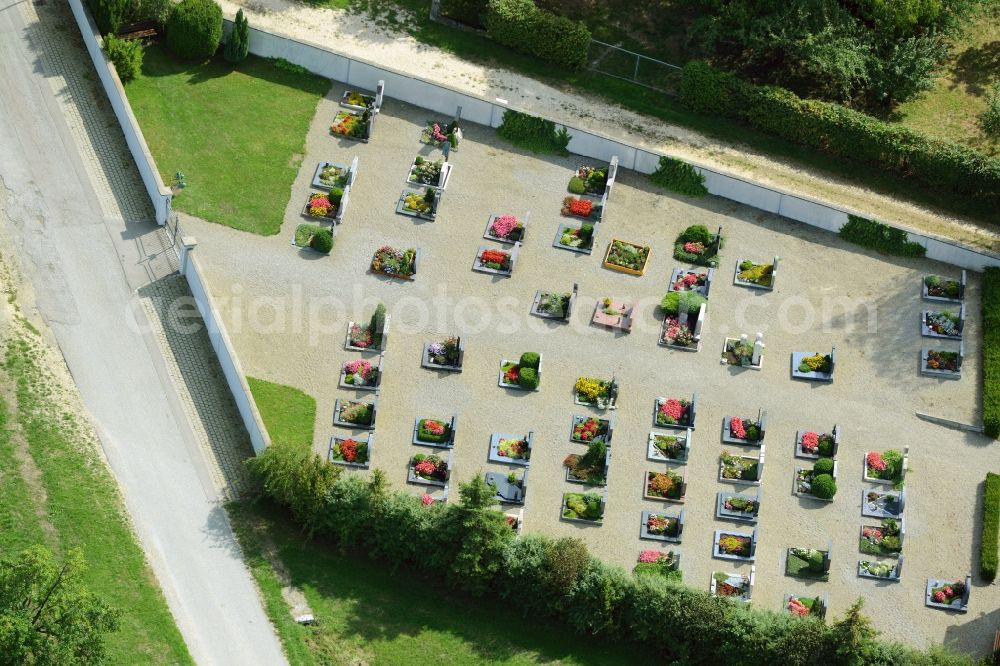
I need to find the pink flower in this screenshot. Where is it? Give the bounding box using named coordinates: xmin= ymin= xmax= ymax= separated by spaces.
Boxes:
xmin=421 ymin=493 xmax=434 ymax=506
xmin=638 ymin=549 xmax=663 ymax=563
xmin=933 ymin=591 xmax=946 ymax=603
xmin=730 ymin=417 xmax=747 ymax=440
xmin=683 ymin=241 xmax=705 ymax=254
xmin=867 ymin=451 xmax=887 ymax=472
xmin=801 ymin=431 xmax=819 ymax=452
xmin=683 ymin=273 xmax=700 ymax=286
xmin=344 ymin=359 xmax=371 ymax=376
xmin=415 ymin=460 xmax=438 ymax=476
xmin=659 ymin=399 xmax=684 ymax=421
xmin=491 ymin=215 xmax=519 ymax=238
xmin=787 ymin=598 xmax=809 ymax=616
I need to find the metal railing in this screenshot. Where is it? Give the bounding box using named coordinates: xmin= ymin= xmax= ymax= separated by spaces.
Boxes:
xmin=587 ymin=40 xmax=682 ymax=94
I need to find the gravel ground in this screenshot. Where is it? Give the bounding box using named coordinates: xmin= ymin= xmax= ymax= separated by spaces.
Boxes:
xmin=183 ymin=91 xmax=999 ymax=657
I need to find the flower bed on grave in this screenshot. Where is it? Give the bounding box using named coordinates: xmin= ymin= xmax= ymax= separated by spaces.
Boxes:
xmin=634 ymin=549 xmax=681 ymax=581
xmin=400 ymin=188 xmax=436 ymax=217
xmin=485 ymin=214 xmax=525 ymax=243
xmin=711 ymin=571 xmax=751 ymax=601
xmin=563 ymin=440 xmax=609 ymax=486
xmin=722 ymin=336 xmax=763 ymax=368
xmin=407 ymin=156 xmax=443 ymax=186
xmin=924 ymin=349 xmax=961 ymax=374
xmin=786 ymin=548 xmax=830 ymax=581
xmin=340 ymin=358 xmax=379 ymax=389
xmin=719 ymin=451 xmax=760 ymax=484
xmin=926 ymin=577 xmax=970 ymax=611
xmin=344 ymin=303 xmax=387 ymax=351
xmin=371 ymin=246 xmax=418 ymax=280
xmin=561 ymin=492 xmax=604 ymax=523
xmin=717 ymin=492 xmax=759 ymax=522
xmin=556 ymin=223 xmax=594 ymax=251
xmin=346 ymin=322 xmax=374 ymax=351
xmin=603 ymin=239 xmax=651 ymax=275
xmin=864 ymin=450 xmax=905 ymax=486
xmin=734 ymin=259 xmax=775 ymax=289
xmin=474 ymin=248 xmax=514 ymax=275
xmin=644 ymin=469 xmax=686 ymax=502
xmin=570 ymin=415 xmax=612 ymax=445
xmin=591 ymin=298 xmax=633 ymax=332
xmin=408 ymin=453 xmax=449 ymax=486
xmin=641 ymin=512 xmax=683 ymax=542
xmin=532 ymin=290 xmax=571 ymax=318
xmin=329 ymin=436 xmax=370 ymax=467
xmin=499 ymin=352 xmax=541 ymax=390
xmin=574 ymin=376 xmax=617 ymax=409
xmin=785 ymin=594 xmax=826 ymax=619
xmin=314 ymin=162 xmax=348 ymax=189
xmin=341 ymin=90 xmax=375 ymax=110
xmin=796 ymin=352 xmax=834 ymax=375
xmin=924 ymin=310 xmax=963 ymax=338
xmin=655 ymin=397 xmax=694 ymax=428
xmin=424 ymin=336 xmax=462 ymax=369
xmin=858 ymin=560 xmax=899 ymax=580
xmin=304 ymin=191 xmax=341 ymax=220
xmin=673 ymin=225 xmax=722 ymax=267
xmin=414 ymin=418 xmax=453 ymax=446
xmin=334 ymin=400 xmax=375 ymax=428
xmin=561 ymin=196 xmax=601 ymax=221
xmin=794 ymin=458 xmax=838 ymax=500
xmin=863 ymin=489 xmax=904 ymax=518
xmin=420 ymin=119 xmax=460 ymax=148
xmin=724 ymin=415 xmax=764 ymax=445
xmin=797 ymin=429 xmax=837 ymax=458
xmin=859 ymin=518 xmax=903 ymax=557
xmin=923 ymin=274 xmax=963 ymax=302
xmin=568 ymin=165 xmax=608 ymax=195
xmin=714 ymin=531 xmax=754 ymax=560
xmin=669 ymin=269 xmax=711 ymax=295
xmin=647 ymin=431 xmax=690 ymax=463
xmin=293 ymin=224 xmax=333 ymax=254
xmin=494 ymin=435 xmax=531 ymax=463
xmin=330 ymin=110 xmax=369 ymax=140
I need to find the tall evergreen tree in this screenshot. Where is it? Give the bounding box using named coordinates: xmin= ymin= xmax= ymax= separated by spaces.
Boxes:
xmin=224 ymin=8 xmax=250 ymax=64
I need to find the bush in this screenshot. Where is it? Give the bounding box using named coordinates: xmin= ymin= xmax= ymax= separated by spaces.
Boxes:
xmin=518 ymin=367 xmax=539 ymax=389
xmin=839 ymin=216 xmax=926 ymax=257
xmin=578 ymin=223 xmax=594 ymax=244
xmin=103 ymin=35 xmax=144 ymax=83
xmin=87 ymin=0 xmax=129 ymax=33
xmin=982 ymin=81 xmax=1000 ymax=139
xmin=982 ymin=472 xmax=1000 ymax=581
xmin=673 ymin=224 xmax=722 ymax=267
xmin=165 ymin=0 xmax=223 ymax=61
xmin=818 ymin=437 xmax=835 ymax=457
xmin=984 ymin=268 xmax=1000 ymax=438
xmin=650 ymin=156 xmax=708 ymax=197
xmin=485 ymin=0 xmax=590 ymax=70
xmin=496 ymin=109 xmax=571 ymax=155
xmin=568 ymin=176 xmax=587 ymax=194
xmin=679 ymin=61 xmax=1000 ymax=207
xmin=811 ymin=474 xmax=837 ymax=499
xmin=310 ymin=228 xmax=333 ymax=254
xmin=247 ymin=444 xmax=341 ymax=534
xmin=677 ymin=224 xmax=713 ymax=245
xmin=223 ymin=7 xmax=249 ymax=64
xmin=370 ymin=303 xmax=387 ymax=348
xmin=439 ymin=0 xmax=488 ymax=27
xmin=519 ymin=352 xmax=540 ymax=370
xmin=813 ymin=458 xmax=834 ymax=476
xmin=128 ymin=0 xmax=173 ymax=26
xmin=660 ymin=292 xmax=707 ymax=316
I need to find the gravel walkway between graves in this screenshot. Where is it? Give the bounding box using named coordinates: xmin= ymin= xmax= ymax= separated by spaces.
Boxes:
xmin=183 ymin=93 xmax=1000 ymax=657
xmin=220 ymin=0 xmax=1000 ymax=251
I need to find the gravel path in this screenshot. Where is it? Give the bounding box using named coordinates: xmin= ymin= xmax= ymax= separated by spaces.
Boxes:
xmin=220 ymin=0 xmax=1000 ymax=251
xmin=185 ymin=92 xmax=999 ymax=657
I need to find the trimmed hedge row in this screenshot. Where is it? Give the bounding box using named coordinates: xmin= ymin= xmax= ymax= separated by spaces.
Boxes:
xmin=982 ymin=473 xmax=1000 ymax=581
xmin=838 ymin=215 xmax=926 ymax=258
xmin=680 ymin=61 xmax=1000 ymax=207
xmin=248 ymin=445 xmax=973 ymax=666
xmin=983 ymin=268 xmax=1000 ymax=438
xmin=650 ymin=156 xmax=708 ymax=197
xmin=497 ymin=110 xmax=571 ymax=154
xmin=485 ymin=0 xmax=590 ymax=70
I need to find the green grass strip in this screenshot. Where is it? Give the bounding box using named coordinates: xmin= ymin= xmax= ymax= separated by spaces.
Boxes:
xmin=248 ymin=377 xmax=316 ymax=452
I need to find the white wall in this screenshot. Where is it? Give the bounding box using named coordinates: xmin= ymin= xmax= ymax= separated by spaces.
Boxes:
xmin=184 ymin=251 xmax=271 ymax=454
xmin=236 ymin=21 xmax=1000 ymax=272
xmin=67 ymin=0 xmax=172 ymax=223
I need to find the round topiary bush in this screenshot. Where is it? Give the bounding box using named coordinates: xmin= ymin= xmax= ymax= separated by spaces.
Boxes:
xmin=677 ymin=224 xmax=713 ymax=245
xmin=807 ymin=549 xmax=826 ymax=573
xmin=311 ymin=228 xmax=333 ymax=254
xmin=817 ymin=437 xmax=835 ymax=457
xmin=660 ymin=291 xmax=707 ymax=316
xmin=568 ymin=176 xmax=586 ymax=194
xmin=166 ymin=0 xmax=223 ymax=61
xmin=811 ymin=474 xmax=837 ymax=499
xmin=518 ymin=367 xmax=539 ymax=390
xmin=813 ymin=458 xmax=834 ymax=476
xmin=519 ymin=352 xmax=540 ymax=370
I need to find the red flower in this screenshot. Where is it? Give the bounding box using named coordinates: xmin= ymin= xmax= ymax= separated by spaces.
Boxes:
xmin=340 ymin=438 xmax=358 ymax=462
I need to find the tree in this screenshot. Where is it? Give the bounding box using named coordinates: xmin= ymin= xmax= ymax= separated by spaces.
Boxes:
xmin=87 ymin=0 xmax=128 ymax=34
xmin=0 ymin=546 xmax=120 ymax=665
xmin=247 ymin=444 xmax=341 ymax=534
xmin=223 ymin=8 xmax=249 ymax=64
xmin=828 ymin=598 xmax=879 ymax=665
xmin=165 ymin=0 xmax=223 ymax=61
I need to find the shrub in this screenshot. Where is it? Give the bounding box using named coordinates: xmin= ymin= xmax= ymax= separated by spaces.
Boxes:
xmin=87 ymin=0 xmax=129 ymax=34
xmin=677 ymin=224 xmax=713 ymax=245
xmin=817 ymin=437 xmax=835 ymax=457
xmin=811 ymin=474 xmax=837 ymax=499
xmin=447 ymin=131 xmax=460 ymax=148
xmin=329 ymin=187 xmax=344 ymax=206
xmin=984 ymin=268 xmax=1000 ymax=438
xmin=310 ymin=228 xmax=333 ymax=254
xmin=518 ymin=367 xmax=539 ymax=389
xmin=839 ymin=215 xmax=926 ymax=258
xmin=982 ymin=472 xmax=999 ymax=581
xmin=103 ymin=35 xmax=144 ymax=83
xmin=982 ymin=81 xmax=1000 ymax=139
xmin=813 ymin=458 xmax=834 ymax=476
xmin=660 ymin=291 xmax=707 ymax=316
xmin=519 ymin=352 xmax=540 ymax=370
xmin=496 ymin=110 xmax=571 ymax=155
xmin=223 ymin=7 xmax=249 ymax=64
xmin=370 ymin=303 xmax=387 ymax=349
xmin=679 ymin=60 xmax=739 ymax=117
xmin=807 ymin=549 xmax=827 ymax=573
xmin=650 ymin=156 xmax=708 ymax=197
xmin=165 ymin=0 xmax=223 ymax=61
xmin=485 ymin=0 xmax=590 ymax=70
xmin=439 ymin=0 xmax=489 ymax=28
xmin=247 ymin=444 xmax=341 ymax=534
xmin=128 ymin=0 xmax=173 ymax=26
xmin=568 ymin=176 xmax=587 ymax=194
xmin=578 ymin=223 xmax=594 ymax=244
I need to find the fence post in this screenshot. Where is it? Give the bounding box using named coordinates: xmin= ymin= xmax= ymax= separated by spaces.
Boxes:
xmin=179 ymin=236 xmax=198 ymax=276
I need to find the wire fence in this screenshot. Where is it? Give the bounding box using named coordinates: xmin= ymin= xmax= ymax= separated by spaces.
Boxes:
xmin=587 ymin=40 xmax=683 ymax=95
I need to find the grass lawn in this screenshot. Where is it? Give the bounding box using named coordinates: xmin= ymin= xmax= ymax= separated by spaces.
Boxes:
xmin=0 ymin=324 xmax=191 ymax=663
xmin=247 ymin=377 xmax=316 ymax=451
xmin=229 ymin=499 xmax=646 ymax=666
xmin=125 ymin=46 xmax=330 ymax=235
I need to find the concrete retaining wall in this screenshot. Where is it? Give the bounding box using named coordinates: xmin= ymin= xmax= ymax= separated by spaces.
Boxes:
xmin=67 ymin=0 xmax=172 ymax=223
xmin=182 ymin=248 xmax=271 ymax=454
xmin=239 ymin=21 xmax=1000 ymax=272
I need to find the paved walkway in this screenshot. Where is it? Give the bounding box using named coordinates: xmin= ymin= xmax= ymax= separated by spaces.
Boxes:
xmin=0 ymin=1 xmax=284 ymax=663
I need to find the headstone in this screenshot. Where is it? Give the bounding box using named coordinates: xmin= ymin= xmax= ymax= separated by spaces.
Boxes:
xmin=756 ymin=446 xmax=765 ymax=481
xmin=751 ymin=339 xmax=764 ymax=366
xmin=692 ymin=304 xmax=706 ymax=339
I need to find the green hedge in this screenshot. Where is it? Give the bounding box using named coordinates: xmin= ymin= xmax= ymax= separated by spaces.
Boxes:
xmin=247 ymin=448 xmax=974 ymax=665
xmin=86 ymin=0 xmax=128 ymax=34
xmin=838 ymin=216 xmax=926 ymax=257
xmin=485 ymin=0 xmax=590 ymax=70
xmin=103 ymin=35 xmax=144 ymax=83
xmin=496 ymin=109 xmax=571 ymax=154
xmin=679 ymin=61 xmax=1000 ymax=208
xmin=165 ymin=0 xmax=223 ymax=61
xmin=982 ymin=473 xmax=1000 ymax=581
xmin=984 ymin=268 xmax=1000 ymax=438
xmin=650 ymin=156 xmax=708 ymax=197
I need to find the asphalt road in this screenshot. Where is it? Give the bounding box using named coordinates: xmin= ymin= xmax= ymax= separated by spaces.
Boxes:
xmin=0 ymin=5 xmax=287 ymax=665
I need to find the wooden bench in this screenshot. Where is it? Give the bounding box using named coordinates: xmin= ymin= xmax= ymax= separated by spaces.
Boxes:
xmin=116 ymin=20 xmax=158 ymax=41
